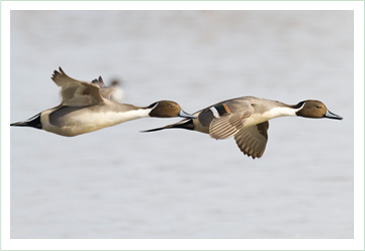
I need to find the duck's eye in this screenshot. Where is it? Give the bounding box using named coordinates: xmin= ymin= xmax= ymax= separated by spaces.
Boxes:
xmin=316 ymin=105 xmax=322 ymax=109
xmin=169 ymin=104 xmax=175 ymax=109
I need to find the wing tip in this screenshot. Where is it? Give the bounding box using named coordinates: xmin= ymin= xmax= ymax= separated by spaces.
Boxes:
xmin=91 ymin=76 xmax=105 ymax=87
xmin=51 ymin=66 xmax=65 ymax=81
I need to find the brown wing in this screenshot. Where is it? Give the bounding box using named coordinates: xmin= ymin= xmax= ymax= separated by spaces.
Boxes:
xmin=209 ymin=111 xmax=251 ymax=139
xmin=51 ymin=67 xmax=105 ymax=106
xmin=92 ymin=76 xmax=115 ymax=100
xmin=233 ymin=122 xmax=269 ymax=159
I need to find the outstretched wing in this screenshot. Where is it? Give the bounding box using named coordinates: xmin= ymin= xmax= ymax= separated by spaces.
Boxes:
xmin=92 ymin=76 xmax=115 ymax=100
xmin=51 ymin=67 xmax=105 ymax=106
xmin=233 ymin=122 xmax=269 ymax=159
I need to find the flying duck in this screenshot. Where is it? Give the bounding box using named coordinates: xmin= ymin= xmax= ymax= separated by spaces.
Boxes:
xmin=10 ymin=67 xmax=195 ymax=136
xmin=143 ymin=96 xmax=343 ymax=158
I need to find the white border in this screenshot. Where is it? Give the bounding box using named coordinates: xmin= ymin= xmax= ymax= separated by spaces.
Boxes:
xmin=1 ymin=0 xmax=363 ymax=10
xmin=2 ymin=1 xmax=364 ymax=250
xmin=353 ymin=0 xmax=365 ymax=245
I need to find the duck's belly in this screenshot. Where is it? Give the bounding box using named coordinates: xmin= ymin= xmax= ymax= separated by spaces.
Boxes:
xmin=41 ymin=106 xmax=147 ymax=136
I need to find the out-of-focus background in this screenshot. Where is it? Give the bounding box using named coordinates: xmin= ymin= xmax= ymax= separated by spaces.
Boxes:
xmin=10 ymin=10 xmax=353 ymax=239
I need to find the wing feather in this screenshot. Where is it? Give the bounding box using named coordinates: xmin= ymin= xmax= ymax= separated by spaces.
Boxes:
xmin=51 ymin=67 xmax=105 ymax=106
xmin=209 ymin=112 xmax=251 ymax=139
xmin=233 ymin=122 xmax=269 ymax=159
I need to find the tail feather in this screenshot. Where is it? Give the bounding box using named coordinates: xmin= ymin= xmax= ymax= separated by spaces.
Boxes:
xmin=10 ymin=113 xmax=42 ymax=129
xmin=141 ymin=119 xmax=194 ymax=133
xmin=11 ymin=121 xmax=30 ymax=127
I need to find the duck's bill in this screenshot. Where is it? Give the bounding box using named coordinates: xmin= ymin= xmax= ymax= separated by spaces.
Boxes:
xmin=179 ymin=110 xmax=196 ymax=119
xmin=324 ymin=110 xmax=343 ymax=120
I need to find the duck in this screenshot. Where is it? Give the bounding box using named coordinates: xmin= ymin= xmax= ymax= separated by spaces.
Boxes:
xmin=143 ymin=96 xmax=343 ymax=159
xmin=109 ymin=79 xmax=125 ymax=103
xmin=10 ymin=67 xmax=195 ymax=137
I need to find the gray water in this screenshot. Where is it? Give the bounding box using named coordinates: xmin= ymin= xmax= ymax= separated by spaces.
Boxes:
xmin=10 ymin=10 xmax=354 ymax=239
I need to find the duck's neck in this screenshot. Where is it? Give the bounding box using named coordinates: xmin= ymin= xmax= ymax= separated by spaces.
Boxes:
xmin=262 ymin=101 xmax=305 ymax=119
xmin=245 ymin=104 xmax=302 ymax=127
xmin=263 ymin=106 xmax=300 ymax=119
xmin=93 ymin=102 xmax=153 ymax=126
xmin=112 ymin=106 xmax=153 ymax=123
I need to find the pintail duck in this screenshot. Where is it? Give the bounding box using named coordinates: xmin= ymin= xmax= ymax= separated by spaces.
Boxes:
xmin=10 ymin=67 xmax=194 ymax=137
xmin=144 ymin=96 xmax=343 ymax=159
xmin=109 ymin=79 xmax=125 ymax=103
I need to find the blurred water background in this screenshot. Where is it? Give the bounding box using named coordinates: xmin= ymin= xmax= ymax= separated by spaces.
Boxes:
xmin=10 ymin=10 xmax=353 ymax=239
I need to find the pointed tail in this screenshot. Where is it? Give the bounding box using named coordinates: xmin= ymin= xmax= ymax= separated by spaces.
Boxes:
xmin=11 ymin=121 xmax=30 ymax=127
xmin=141 ymin=119 xmax=194 ymax=133
xmin=10 ymin=113 xmax=42 ymax=129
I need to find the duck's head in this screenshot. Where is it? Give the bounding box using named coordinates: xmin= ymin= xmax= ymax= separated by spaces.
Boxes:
xmin=295 ymin=100 xmax=343 ymax=120
xmin=148 ymin=100 xmax=196 ymax=119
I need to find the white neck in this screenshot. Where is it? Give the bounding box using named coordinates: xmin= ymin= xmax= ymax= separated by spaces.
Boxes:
xmin=264 ymin=101 xmax=305 ymax=119
xmin=245 ymin=106 xmax=301 ymax=127
xmin=82 ymin=107 xmax=153 ymax=129
xmin=113 ymin=107 xmax=153 ymax=123
xmin=263 ymin=106 xmax=299 ymax=119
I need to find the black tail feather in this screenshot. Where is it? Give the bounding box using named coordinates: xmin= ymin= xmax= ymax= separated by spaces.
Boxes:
xmin=141 ymin=119 xmax=194 ymax=133
xmin=10 ymin=113 xmax=42 ymax=129
xmin=141 ymin=127 xmax=169 ymax=133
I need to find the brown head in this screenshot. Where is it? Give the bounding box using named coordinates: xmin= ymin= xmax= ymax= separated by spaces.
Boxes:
xmin=148 ymin=100 xmax=195 ymax=118
xmin=295 ymin=100 xmax=343 ymax=120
